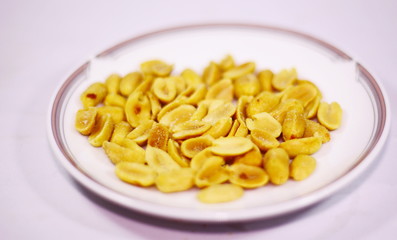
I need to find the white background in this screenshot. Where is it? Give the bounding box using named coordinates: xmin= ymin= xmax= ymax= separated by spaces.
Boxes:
xmin=1 ymin=0 xmax=396 ymax=239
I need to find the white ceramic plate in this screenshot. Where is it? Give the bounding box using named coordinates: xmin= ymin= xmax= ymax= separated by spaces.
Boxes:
xmin=48 ymin=24 xmax=391 ymax=223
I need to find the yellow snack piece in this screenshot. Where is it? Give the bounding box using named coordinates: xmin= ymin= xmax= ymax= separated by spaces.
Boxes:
xmin=147 ymin=92 xmax=161 ymax=120
xmin=236 ymin=95 xmax=253 ymax=125
xmin=133 ymin=75 xmax=155 ymax=94
xmin=234 ymin=74 xmax=261 ymax=98
xmin=282 ymin=109 xmax=306 ymax=141
xmin=145 ymin=146 xmax=181 ymax=173
xmin=234 ymin=144 xmax=262 ymax=167
xmin=141 ymin=60 xmax=173 ymax=77
xmin=281 ymin=83 xmax=318 ymax=107
xmin=317 ymin=101 xmax=343 ymax=130
xmin=119 ymin=72 xmax=142 ymax=97
xmin=270 ymin=99 xmax=304 ymax=124
xmin=115 ymin=162 xmax=156 ymax=187
xmin=223 ymin=62 xmax=255 ymax=79
xmin=202 ymin=101 xmax=236 ymax=124
xmin=181 ymin=135 xmax=214 ymax=159
xmin=172 ymin=120 xmax=211 ymax=140
xmin=110 ymin=121 xmax=133 ymax=145
xmin=204 ymin=117 xmax=233 ymax=139
xmin=104 ymin=93 xmax=127 ymax=108
xmin=195 ymin=156 xmax=229 ymax=188
xmin=125 ymin=91 xmax=151 ymax=128
xmin=157 ymin=97 xmax=187 ymax=121
xmin=227 ymin=119 xmax=240 ymax=137
xmin=219 ymin=54 xmax=235 ymax=71
xmin=304 ymin=94 xmax=321 ymax=119
xmin=102 ymin=141 xmax=145 ymax=164
xmin=190 ymin=148 xmax=216 ymax=170
xmin=228 ymin=163 xmax=269 ymax=188
xmin=152 ymin=77 xmax=177 ymax=103
xmin=96 ymin=105 xmax=125 ymax=124
xmin=197 ymin=184 xmax=244 ymax=204
xmin=155 ymin=168 xmax=195 ymax=193
xmin=80 ymin=82 xmax=107 ymax=108
xmin=304 ymin=119 xmax=331 ymax=143
xmin=171 ymin=76 xmax=187 ymax=94
xmin=211 ymin=137 xmax=253 ymax=156
xmin=88 ymin=114 xmax=114 ymax=147
xmin=263 ymin=148 xmax=290 ymax=185
xmin=105 ymin=73 xmax=121 ymax=94
xmin=159 ymin=104 xmax=196 ymax=128
xmin=75 ymin=107 xmax=97 ymax=136
xmin=272 ymin=68 xmax=297 ymax=91
xmin=246 ymin=112 xmax=282 ymax=138
xmin=202 ymin=61 xmax=221 ymax=86
xmin=119 ymin=139 xmax=146 ymax=162
xmin=167 ymin=139 xmax=190 ymax=168
xmin=257 ymin=69 xmax=274 ymax=92
xmin=126 ymin=119 xmax=154 ymax=145
xmin=147 ymin=122 xmax=169 ymax=151
xmin=186 ymin=84 xmax=207 ymax=105
xmin=250 ymin=129 xmax=280 ymax=151
xmin=290 ymin=155 xmax=316 ymax=181
xmin=296 ymin=79 xmax=323 ymax=98
xmin=246 ymin=91 xmax=280 ymax=117
xmin=234 ymin=122 xmax=249 ymax=137
xmin=280 ymin=137 xmax=322 ymax=158
xmin=181 ymin=68 xmax=202 ymax=87
xmin=205 ymin=78 xmax=234 ymax=102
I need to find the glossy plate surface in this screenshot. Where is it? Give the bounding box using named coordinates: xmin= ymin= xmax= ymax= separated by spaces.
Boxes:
xmin=48 ymin=24 xmax=390 ymax=223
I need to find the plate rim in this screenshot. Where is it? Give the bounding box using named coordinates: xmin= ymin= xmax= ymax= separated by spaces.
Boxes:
xmin=47 ymin=23 xmax=391 ymax=223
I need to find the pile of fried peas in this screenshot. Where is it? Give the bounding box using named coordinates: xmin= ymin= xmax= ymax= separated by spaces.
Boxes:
xmin=75 ymin=55 xmax=343 ymax=203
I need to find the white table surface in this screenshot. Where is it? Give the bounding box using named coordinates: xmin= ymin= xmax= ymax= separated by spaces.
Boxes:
xmin=1 ymin=0 xmax=396 ymax=239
